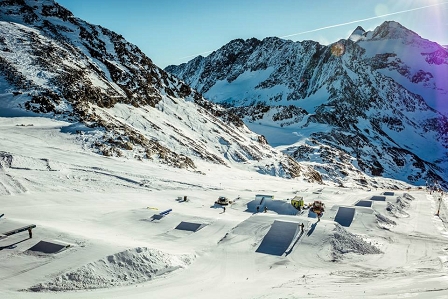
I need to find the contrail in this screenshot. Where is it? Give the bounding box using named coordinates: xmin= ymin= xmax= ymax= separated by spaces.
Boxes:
xmin=280 ymin=1 xmax=448 ymax=38
xmin=178 ymin=50 xmax=214 ymax=61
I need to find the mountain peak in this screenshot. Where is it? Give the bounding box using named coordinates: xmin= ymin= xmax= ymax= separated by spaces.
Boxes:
xmin=369 ymin=21 xmax=419 ymax=40
xmin=166 ymin=23 xmax=448 ymax=187
xmin=0 ymin=0 xmax=317 ymax=180
xmin=349 ymin=26 xmax=366 ymax=42
xmin=0 ymin=0 xmax=74 ymax=25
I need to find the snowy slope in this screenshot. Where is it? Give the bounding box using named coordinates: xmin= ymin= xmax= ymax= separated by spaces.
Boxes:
xmin=0 ymin=0 xmax=320 ymax=181
xmin=0 ymin=116 xmax=447 ymax=298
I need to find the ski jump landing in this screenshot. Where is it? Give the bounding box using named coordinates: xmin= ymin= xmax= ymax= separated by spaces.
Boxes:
xmin=355 ymin=200 xmax=373 ymax=207
xmin=175 ymin=221 xmax=206 ymax=232
xmin=334 ymin=207 xmax=356 ymax=227
xmin=28 ymin=240 xmax=70 ymax=254
xmin=370 ymin=195 xmax=386 ymax=201
xmin=256 ymin=220 xmax=299 ymax=256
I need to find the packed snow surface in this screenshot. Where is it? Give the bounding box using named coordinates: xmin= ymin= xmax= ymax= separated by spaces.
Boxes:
xmin=0 ymin=117 xmax=447 ymax=299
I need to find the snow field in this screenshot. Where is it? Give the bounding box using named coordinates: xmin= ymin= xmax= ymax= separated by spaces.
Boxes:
xmin=0 ymin=117 xmax=447 ymax=298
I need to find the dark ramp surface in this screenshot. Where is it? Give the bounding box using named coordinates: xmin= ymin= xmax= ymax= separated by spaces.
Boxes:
xmin=334 ymin=207 xmax=356 ymax=227
xmin=307 ymin=210 xmax=317 ymax=218
xmin=175 ymin=221 xmax=205 ymax=232
xmin=256 ymin=220 xmax=299 ymax=256
xmin=383 ymin=191 xmax=395 ymax=196
xmin=370 ymin=195 xmax=386 ymax=201
xmin=355 ymin=200 xmax=373 ymax=207
xmin=27 ymin=241 xmax=68 ymax=254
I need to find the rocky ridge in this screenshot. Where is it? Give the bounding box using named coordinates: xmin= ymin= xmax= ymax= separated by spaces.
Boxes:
xmin=166 ymin=21 xmax=448 ymax=187
xmin=0 ymin=0 xmax=320 ymax=181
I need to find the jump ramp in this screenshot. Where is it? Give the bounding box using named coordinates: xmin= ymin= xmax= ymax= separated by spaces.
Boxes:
xmin=175 ymin=221 xmax=206 ymax=232
xmin=334 ymin=207 xmax=356 ymax=227
xmin=256 ymin=220 xmax=299 ymax=256
xmin=245 ymin=195 xmax=275 ymax=213
xmin=370 ymin=195 xmax=386 ymax=201
xmin=383 ymin=191 xmax=395 ymax=196
xmin=307 ymin=210 xmax=319 ymax=218
xmin=355 ymin=200 xmax=373 ymax=207
xmin=27 ymin=240 xmax=70 ymax=254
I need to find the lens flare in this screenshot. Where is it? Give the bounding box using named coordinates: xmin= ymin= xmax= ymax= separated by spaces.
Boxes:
xmin=331 ymin=42 xmax=345 ymax=56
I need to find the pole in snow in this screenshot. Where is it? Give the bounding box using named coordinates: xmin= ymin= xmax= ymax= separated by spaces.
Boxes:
xmin=436 ymin=197 xmax=442 ymax=216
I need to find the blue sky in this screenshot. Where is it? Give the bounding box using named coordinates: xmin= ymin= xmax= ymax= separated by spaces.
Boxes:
xmin=55 ymin=0 xmax=448 ymax=68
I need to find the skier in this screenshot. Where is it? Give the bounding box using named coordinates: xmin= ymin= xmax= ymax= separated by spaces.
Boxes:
xmin=28 ymin=228 xmax=32 ymax=238
xmin=223 ymin=206 xmax=226 ymax=213
xmin=256 ymin=206 xmax=260 ymax=213
xmin=300 ymin=223 xmax=305 ymax=233
xmin=264 ymin=206 xmax=268 ymax=213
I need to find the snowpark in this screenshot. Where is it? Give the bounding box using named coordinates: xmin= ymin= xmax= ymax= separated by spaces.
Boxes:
xmin=1 ymin=117 xmax=448 ymax=299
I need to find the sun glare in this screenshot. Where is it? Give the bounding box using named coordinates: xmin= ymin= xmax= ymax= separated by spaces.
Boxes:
xmin=374 ymin=3 xmax=389 ymax=16
xmin=331 ymin=43 xmax=345 ymax=57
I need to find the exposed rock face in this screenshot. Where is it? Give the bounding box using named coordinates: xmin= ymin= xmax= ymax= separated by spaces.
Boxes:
xmin=166 ymin=21 xmax=448 ymax=187
xmin=0 ymin=0 xmax=320 ymax=181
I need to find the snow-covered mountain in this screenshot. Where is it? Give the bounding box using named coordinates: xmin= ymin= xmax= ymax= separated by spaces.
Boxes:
xmin=165 ymin=21 xmax=448 ymax=188
xmin=0 ymin=0 xmax=322 ymax=181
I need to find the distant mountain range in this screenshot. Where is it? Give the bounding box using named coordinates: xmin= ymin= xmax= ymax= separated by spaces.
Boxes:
xmin=165 ymin=21 xmax=448 ymax=188
xmin=0 ymin=0 xmax=321 ymax=182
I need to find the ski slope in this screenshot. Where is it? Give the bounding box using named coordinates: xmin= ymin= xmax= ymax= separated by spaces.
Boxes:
xmin=0 ymin=117 xmax=447 ymax=298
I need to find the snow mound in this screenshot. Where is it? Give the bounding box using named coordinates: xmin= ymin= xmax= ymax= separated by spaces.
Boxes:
xmin=28 ymin=247 xmax=194 ymax=292
xmin=330 ymin=224 xmax=382 ymax=261
xmin=375 ymin=212 xmax=397 ymax=230
xmin=386 ymin=196 xmax=411 ymax=218
xmin=396 ymin=196 xmax=411 ymax=209
xmin=403 ymin=193 xmax=415 ymax=201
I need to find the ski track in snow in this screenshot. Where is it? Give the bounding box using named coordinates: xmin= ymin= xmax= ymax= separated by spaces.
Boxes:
xmin=0 ymin=168 xmax=28 ymax=195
